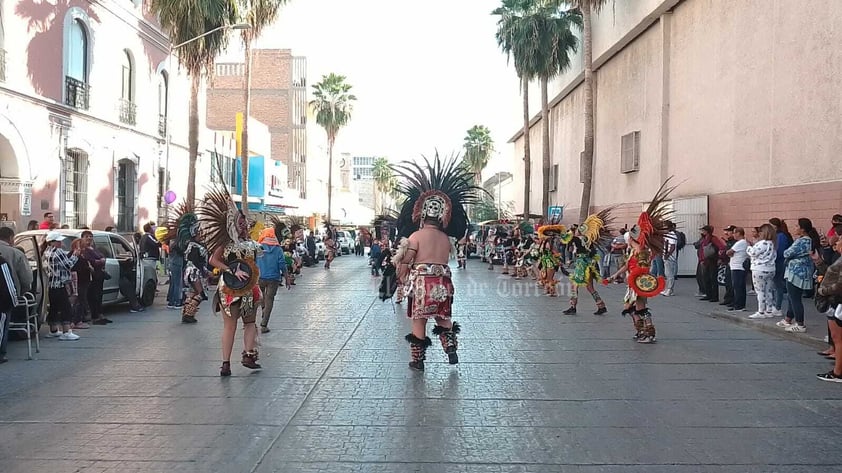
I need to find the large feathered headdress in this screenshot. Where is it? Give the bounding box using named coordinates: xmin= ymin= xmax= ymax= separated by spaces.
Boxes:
xmin=393 ymin=152 xmax=487 ymax=238
xmin=374 ymin=211 xmax=399 ymax=240
xmin=628 ymin=177 xmax=679 ymax=255
xmin=197 ymin=155 xmax=253 ymax=252
xmin=576 ymin=207 xmax=615 ymax=252
xmin=163 ymin=200 xmax=200 ymax=253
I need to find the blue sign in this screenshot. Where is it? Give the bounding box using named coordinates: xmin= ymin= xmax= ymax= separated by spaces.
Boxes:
xmin=548 ymin=206 xmax=563 ymax=221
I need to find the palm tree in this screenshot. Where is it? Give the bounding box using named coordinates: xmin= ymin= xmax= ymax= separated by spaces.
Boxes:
xmin=371 ymin=157 xmax=394 ymax=214
xmin=493 ymin=0 xmax=538 ymax=218
xmin=148 ymin=0 xmax=237 ymax=203
xmin=309 ymin=73 xmax=356 ymax=222
xmin=571 ymin=0 xmax=612 ymax=221
xmin=236 ymin=0 xmax=288 ymax=216
xmin=462 ymin=125 xmax=495 ymax=186
xmin=533 ymin=3 xmax=581 ymax=220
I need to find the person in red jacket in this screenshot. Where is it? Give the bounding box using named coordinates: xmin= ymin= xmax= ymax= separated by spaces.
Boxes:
xmin=38 ymin=212 xmax=55 ymax=230
xmin=696 ymin=225 xmax=727 ymax=302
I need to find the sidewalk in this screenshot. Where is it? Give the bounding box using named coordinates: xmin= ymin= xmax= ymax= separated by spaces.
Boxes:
xmin=655 ymin=278 xmax=828 ymax=349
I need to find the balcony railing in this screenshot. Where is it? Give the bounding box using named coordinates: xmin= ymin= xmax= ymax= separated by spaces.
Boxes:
xmin=119 ymin=98 xmax=137 ymax=125
xmin=158 ymin=114 xmax=167 ymax=137
xmin=0 ymin=49 xmax=6 ymax=82
xmin=65 ymin=76 xmax=89 ymax=110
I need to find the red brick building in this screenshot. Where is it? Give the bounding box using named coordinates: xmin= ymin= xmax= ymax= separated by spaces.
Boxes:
xmin=208 ymin=49 xmax=308 ymax=198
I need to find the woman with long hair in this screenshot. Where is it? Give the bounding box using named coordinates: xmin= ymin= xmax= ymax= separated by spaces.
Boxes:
xmin=769 ymin=217 xmax=793 ymax=316
xmin=775 ymin=218 xmax=819 ymax=332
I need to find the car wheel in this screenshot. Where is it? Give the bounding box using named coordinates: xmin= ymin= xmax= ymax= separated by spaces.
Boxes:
xmin=141 ymin=280 xmax=156 ymax=307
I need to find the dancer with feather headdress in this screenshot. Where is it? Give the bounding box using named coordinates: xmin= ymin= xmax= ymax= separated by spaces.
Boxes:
xmin=561 ymin=208 xmax=614 ymax=316
xmin=323 ymin=220 xmax=337 ymax=269
xmin=163 ymin=201 xmax=208 ymax=323
xmin=392 ymin=153 xmax=485 ymax=371
xmin=197 ymin=177 xmax=264 ymax=376
xmin=606 ymin=178 xmax=678 ymax=343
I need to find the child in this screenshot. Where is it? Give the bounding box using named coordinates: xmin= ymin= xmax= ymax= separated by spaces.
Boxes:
xmin=370 ymin=239 xmax=382 ymax=276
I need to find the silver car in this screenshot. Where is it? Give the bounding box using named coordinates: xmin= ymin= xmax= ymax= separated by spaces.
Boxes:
xmin=15 ymin=230 xmax=159 ymax=311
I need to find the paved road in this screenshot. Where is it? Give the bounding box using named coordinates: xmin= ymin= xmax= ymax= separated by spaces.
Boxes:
xmin=1 ymin=256 xmax=841 ymax=472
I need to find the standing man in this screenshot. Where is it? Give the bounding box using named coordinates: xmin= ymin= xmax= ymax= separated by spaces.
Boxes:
xmin=721 ymin=225 xmax=737 ymax=307
xmin=256 ymin=226 xmax=291 ymax=334
xmin=393 ymin=155 xmax=483 ymax=371
xmin=660 ymin=221 xmax=679 ymax=296
xmin=38 ymin=212 xmax=56 ymax=230
xmin=0 ymin=227 xmax=32 ymax=363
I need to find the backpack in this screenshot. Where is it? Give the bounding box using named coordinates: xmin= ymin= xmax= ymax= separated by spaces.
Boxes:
xmin=675 ymin=231 xmax=687 ymax=251
xmin=0 ymin=254 xmax=18 ymax=312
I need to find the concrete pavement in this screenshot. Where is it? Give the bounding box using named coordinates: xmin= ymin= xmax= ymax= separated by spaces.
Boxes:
xmin=1 ymin=256 xmax=841 ymax=472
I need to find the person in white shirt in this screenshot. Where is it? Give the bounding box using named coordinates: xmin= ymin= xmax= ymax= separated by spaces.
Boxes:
xmin=726 ymin=227 xmax=749 ymax=311
xmin=746 ymin=224 xmax=778 ymax=318
xmin=661 ymin=222 xmax=679 ymax=296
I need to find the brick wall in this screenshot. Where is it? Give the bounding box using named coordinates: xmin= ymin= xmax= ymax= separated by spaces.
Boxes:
xmin=554 ymin=180 xmax=842 ymax=236
xmin=207 ymin=49 xmax=294 ymax=167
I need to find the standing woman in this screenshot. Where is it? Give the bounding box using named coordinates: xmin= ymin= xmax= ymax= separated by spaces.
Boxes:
xmin=776 ymin=218 xmax=819 ymax=332
xmin=198 ymin=187 xmax=263 ymax=377
xmin=769 ymin=217 xmax=793 ymax=316
xmin=323 ymin=221 xmax=336 ymax=269
xmin=43 ymin=231 xmax=81 ymax=340
xmin=79 ymin=231 xmax=109 ymax=325
xmin=746 ymin=224 xmax=777 ymax=319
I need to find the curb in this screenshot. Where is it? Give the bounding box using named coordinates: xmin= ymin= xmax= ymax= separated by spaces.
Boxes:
xmin=708 ymin=310 xmax=827 ymax=350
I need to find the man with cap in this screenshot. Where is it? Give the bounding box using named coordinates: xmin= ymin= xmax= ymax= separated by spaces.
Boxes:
xmin=721 ymin=225 xmax=738 ymax=307
xmin=43 ymin=231 xmax=81 ymax=340
xmin=695 ymin=225 xmax=726 ymax=303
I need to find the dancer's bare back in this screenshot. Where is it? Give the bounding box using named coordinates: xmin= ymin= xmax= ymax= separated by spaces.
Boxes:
xmin=408 ymin=226 xmax=451 ymax=265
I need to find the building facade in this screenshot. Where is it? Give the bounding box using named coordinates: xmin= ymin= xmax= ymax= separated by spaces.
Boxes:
xmin=351 ymin=155 xmax=375 ymax=211
xmin=208 ymin=49 xmax=308 ymax=199
xmin=0 ymin=0 xmax=205 ymax=231
xmin=509 ymin=0 xmax=842 ymax=241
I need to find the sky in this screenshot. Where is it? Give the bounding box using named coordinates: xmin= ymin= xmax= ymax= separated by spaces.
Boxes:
xmin=219 ymin=0 xmax=522 ymax=178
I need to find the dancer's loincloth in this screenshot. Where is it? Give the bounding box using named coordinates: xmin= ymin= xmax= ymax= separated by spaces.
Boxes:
xmin=406 ymin=263 xmax=454 ymax=320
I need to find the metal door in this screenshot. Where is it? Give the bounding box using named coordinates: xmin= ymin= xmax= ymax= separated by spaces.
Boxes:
xmin=671 ymin=195 xmax=709 ymax=276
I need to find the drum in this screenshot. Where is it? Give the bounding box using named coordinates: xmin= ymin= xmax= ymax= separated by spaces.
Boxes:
xmin=220 ymin=258 xmax=260 ymax=297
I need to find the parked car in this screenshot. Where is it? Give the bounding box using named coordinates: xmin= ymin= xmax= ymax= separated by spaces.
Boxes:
xmin=335 ymin=230 xmax=353 ymax=255
xmin=14 ymin=230 xmax=158 ymax=311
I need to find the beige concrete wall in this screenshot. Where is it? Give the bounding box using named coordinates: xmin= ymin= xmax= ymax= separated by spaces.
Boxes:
xmin=510 ymin=0 xmax=842 ymax=222
xmin=669 ymin=0 xmax=842 ymax=195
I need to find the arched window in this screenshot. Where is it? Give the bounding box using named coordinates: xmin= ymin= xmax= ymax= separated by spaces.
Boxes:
xmin=68 ymin=20 xmax=87 ymax=83
xmin=121 ymin=50 xmax=133 ymax=101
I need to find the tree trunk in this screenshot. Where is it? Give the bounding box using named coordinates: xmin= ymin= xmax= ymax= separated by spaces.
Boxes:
xmin=327 ymin=136 xmax=334 ymax=223
xmin=240 ymin=34 xmax=253 ymax=217
xmin=579 ymin=7 xmax=595 ymax=222
xmin=521 ymin=78 xmax=531 ymax=217
xmin=541 ymin=75 xmax=551 ymax=221
xmin=186 ymin=73 xmax=200 ymax=203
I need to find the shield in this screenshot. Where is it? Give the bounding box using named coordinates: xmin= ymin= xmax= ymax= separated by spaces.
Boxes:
xmin=629 ymin=267 xmax=665 ymax=298
xmin=221 ymin=258 xmax=260 ymax=297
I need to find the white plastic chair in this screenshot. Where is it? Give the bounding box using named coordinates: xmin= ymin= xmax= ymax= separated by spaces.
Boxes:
xmin=8 ymin=292 xmax=40 ymax=360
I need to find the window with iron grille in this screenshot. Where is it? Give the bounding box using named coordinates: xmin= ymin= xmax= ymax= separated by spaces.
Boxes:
xmin=620 ymin=131 xmax=641 ymax=173
xmin=64 ymin=149 xmax=88 ymax=228
xmin=210 ymin=152 xmax=235 ymax=187
xmin=117 ymin=160 xmax=137 ymax=232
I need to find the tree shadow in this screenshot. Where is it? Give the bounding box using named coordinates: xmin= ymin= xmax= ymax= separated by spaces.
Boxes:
xmin=137 ymin=172 xmax=149 ymax=222
xmin=91 ymin=167 xmax=113 ymax=230
xmin=15 ymin=0 xmax=101 ymax=99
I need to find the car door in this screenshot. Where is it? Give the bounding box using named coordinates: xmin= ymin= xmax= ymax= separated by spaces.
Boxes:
xmin=14 ymin=235 xmax=46 ymax=319
xmin=93 ymin=235 xmax=119 ymax=303
xmin=110 ymin=235 xmax=142 ymax=298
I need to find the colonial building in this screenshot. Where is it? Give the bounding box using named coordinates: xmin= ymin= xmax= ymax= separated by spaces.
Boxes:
xmin=509 ymin=0 xmax=842 ymax=275
xmin=0 ymin=0 xmax=209 ymax=231
xmin=208 ymin=49 xmax=308 ymax=198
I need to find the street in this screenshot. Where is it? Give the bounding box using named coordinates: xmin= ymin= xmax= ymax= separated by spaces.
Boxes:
xmin=1 ymin=256 xmax=841 ymax=472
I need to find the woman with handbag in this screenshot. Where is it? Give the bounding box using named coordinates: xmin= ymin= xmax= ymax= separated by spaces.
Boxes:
xmin=815 ymin=236 xmax=842 ymax=382
xmin=775 ymin=218 xmax=820 ymax=332
xmin=77 ymin=231 xmax=110 ymax=325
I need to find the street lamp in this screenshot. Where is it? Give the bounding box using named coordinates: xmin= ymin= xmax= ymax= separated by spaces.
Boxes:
xmin=163 ymin=22 xmax=251 ymax=215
